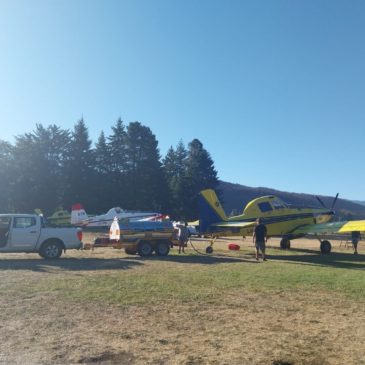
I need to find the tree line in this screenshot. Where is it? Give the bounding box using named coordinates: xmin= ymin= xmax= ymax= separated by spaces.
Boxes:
xmin=0 ymin=119 xmax=219 ymax=220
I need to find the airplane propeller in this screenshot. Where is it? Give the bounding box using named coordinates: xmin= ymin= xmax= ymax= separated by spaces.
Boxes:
xmin=315 ymin=193 xmax=339 ymax=211
xmin=316 ymin=196 xmax=326 ymax=208
xmin=331 ymin=193 xmax=339 ymax=209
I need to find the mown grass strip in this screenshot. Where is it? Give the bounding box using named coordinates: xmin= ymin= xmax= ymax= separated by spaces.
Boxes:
xmin=17 ymin=250 xmax=363 ymax=306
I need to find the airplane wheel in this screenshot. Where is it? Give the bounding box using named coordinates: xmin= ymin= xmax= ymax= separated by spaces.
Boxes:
xmin=280 ymin=238 xmax=291 ymax=249
xmin=206 ymin=246 xmax=213 ymax=254
xmin=320 ymin=240 xmax=332 ymax=254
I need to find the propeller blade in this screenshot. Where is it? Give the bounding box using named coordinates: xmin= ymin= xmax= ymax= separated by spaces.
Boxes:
xmin=331 ymin=193 xmax=339 ymax=209
xmin=316 ymin=196 xmax=326 ymax=208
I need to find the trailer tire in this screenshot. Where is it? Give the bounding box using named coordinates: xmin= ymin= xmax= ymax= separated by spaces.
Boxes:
xmin=137 ymin=241 xmax=153 ymax=257
xmin=39 ymin=240 xmax=63 ymax=259
xmin=124 ymin=247 xmax=137 ymax=255
xmin=155 ymin=241 xmax=170 ymax=256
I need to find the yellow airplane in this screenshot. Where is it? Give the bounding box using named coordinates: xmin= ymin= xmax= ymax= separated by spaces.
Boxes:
xmin=34 ymin=208 xmax=71 ymax=226
xmin=47 ymin=209 xmax=71 ymax=226
xmin=198 ymin=189 xmax=365 ymax=254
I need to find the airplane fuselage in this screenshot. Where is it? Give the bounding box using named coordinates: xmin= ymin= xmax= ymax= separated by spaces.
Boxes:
xmin=199 ymin=192 xmax=334 ymax=238
xmin=226 ymin=207 xmax=334 ymax=238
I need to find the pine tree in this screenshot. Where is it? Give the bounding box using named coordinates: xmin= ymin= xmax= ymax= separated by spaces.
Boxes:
xmin=0 ymin=140 xmax=15 ymax=212
xmin=12 ymin=124 xmax=70 ymax=214
xmin=124 ymin=122 xmax=168 ymax=211
xmin=107 ymin=118 xmax=128 ymax=208
xmin=183 ymin=139 xmax=219 ymax=219
xmin=93 ymin=131 xmax=113 ymax=211
xmin=94 ymin=131 xmax=110 ymax=175
xmin=64 ymin=119 xmax=94 ymax=210
xmin=162 ymin=140 xmax=188 ymax=219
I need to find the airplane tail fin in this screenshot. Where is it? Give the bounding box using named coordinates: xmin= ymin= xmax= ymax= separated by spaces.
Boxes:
xmin=198 ymin=189 xmax=227 ymax=232
xmin=71 ymin=203 xmax=88 ymax=225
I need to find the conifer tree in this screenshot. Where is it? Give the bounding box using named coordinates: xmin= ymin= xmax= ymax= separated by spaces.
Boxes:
xmin=124 ymin=122 xmax=168 ymax=211
xmin=94 ymin=131 xmax=110 ymax=175
xmin=64 ymin=119 xmax=94 ymax=210
xmin=93 ymin=131 xmax=113 ymax=211
xmin=162 ymin=140 xmax=188 ymax=219
xmin=12 ymin=124 xmax=70 ymax=214
xmin=183 ymin=139 xmax=219 ymax=219
xmin=0 ymin=140 xmax=15 ymax=212
xmin=107 ymin=118 xmax=128 ymax=207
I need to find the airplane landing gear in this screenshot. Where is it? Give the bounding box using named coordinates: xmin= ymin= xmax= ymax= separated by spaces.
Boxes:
xmin=315 ymin=234 xmax=332 ymax=254
xmin=205 ymin=238 xmax=215 ymax=254
xmin=320 ymin=240 xmax=332 ymax=254
xmin=280 ymin=238 xmax=291 ymax=249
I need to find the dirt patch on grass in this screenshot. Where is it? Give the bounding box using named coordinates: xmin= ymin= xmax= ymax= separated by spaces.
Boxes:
xmin=0 ymin=238 xmax=364 ymax=365
xmin=0 ymin=285 xmax=364 ymax=364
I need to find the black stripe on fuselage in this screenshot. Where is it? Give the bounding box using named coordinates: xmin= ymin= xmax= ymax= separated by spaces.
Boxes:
xmin=209 ymin=211 xmax=332 ymax=234
xmin=228 ymin=212 xmax=316 ymax=225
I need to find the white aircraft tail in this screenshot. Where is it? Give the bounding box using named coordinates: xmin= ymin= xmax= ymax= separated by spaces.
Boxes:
xmin=71 ymin=203 xmax=89 ymax=225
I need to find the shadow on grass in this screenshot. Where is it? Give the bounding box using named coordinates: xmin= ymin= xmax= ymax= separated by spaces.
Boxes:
xmin=267 ymin=247 xmax=365 ymax=270
xmin=124 ymin=253 xmax=257 ymax=265
xmin=0 ymin=257 xmax=143 ymax=272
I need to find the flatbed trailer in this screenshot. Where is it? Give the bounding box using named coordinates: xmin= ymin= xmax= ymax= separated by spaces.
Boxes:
xmin=83 ymin=220 xmax=179 ymax=257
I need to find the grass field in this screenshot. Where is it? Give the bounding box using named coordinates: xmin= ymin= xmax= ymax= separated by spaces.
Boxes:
xmin=0 ymin=237 xmax=364 ymax=365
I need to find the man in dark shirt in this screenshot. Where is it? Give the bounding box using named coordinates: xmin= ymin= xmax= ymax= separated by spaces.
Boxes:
xmin=351 ymin=231 xmax=361 ymax=255
xmin=253 ymin=218 xmax=267 ymax=261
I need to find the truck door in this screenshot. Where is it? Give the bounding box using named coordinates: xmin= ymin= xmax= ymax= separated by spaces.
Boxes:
xmin=0 ymin=216 xmax=11 ymax=249
xmin=9 ymin=216 xmax=39 ymax=249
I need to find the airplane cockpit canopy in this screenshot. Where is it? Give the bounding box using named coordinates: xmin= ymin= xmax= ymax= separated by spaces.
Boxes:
xmin=243 ymin=196 xmax=289 ymax=215
xmin=107 ymin=207 xmax=125 ymax=215
xmin=270 ymin=198 xmax=288 ymax=209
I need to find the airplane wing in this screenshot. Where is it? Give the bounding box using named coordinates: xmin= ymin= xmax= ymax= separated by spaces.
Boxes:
xmin=292 ymin=220 xmax=365 ymax=235
xmin=212 ymin=221 xmax=256 ymax=228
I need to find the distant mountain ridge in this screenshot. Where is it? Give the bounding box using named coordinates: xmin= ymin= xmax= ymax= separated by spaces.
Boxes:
xmin=352 ymin=200 xmax=365 ymax=207
xmin=218 ymin=181 xmax=365 ymax=220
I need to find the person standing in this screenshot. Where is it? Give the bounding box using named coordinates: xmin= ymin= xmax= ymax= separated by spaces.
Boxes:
xmin=351 ymin=231 xmax=361 ymax=255
xmin=177 ymin=222 xmax=189 ymax=254
xmin=253 ymin=218 xmax=267 ymax=261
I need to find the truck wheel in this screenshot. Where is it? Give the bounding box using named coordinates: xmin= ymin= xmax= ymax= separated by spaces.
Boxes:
xmin=124 ymin=247 xmax=137 ymax=255
xmin=137 ymin=241 xmax=153 ymax=257
xmin=40 ymin=240 xmax=63 ymax=259
xmin=155 ymin=241 xmax=170 ymax=256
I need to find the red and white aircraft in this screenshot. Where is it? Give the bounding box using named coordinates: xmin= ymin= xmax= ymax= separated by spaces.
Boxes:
xmin=71 ymin=204 xmax=162 ymax=227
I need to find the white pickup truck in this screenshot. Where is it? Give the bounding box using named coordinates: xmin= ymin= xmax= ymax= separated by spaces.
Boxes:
xmin=0 ymin=214 xmax=82 ymax=259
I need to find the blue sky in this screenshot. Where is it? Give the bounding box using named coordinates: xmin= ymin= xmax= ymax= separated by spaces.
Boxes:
xmin=1 ymin=0 xmax=365 ymax=200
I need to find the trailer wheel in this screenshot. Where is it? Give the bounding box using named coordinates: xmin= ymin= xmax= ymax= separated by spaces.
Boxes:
xmin=155 ymin=241 xmax=170 ymax=256
xmin=124 ymin=247 xmax=137 ymax=255
xmin=39 ymin=240 xmax=63 ymax=259
xmin=138 ymin=241 xmax=153 ymax=257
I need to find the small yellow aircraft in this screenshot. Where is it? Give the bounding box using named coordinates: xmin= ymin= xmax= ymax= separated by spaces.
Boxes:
xmin=34 ymin=208 xmax=71 ymax=226
xmin=47 ymin=209 xmax=71 ymax=226
xmin=198 ymin=189 xmax=365 ymax=254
